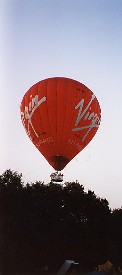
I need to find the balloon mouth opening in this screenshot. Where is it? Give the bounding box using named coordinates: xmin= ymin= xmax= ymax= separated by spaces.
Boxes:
xmin=49 ymin=156 xmax=69 ymax=171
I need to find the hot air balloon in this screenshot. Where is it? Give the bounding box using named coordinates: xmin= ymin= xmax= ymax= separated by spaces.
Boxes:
xmin=20 ymin=77 xmax=101 ymax=177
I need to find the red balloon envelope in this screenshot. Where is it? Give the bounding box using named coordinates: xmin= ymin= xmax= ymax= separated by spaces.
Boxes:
xmin=20 ymin=77 xmax=101 ymax=171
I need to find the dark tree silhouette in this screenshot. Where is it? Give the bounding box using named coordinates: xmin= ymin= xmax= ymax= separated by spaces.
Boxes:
xmin=0 ymin=169 xmax=122 ymax=275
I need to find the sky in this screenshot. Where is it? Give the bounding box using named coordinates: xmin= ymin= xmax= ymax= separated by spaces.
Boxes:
xmin=1 ymin=0 xmax=122 ymax=209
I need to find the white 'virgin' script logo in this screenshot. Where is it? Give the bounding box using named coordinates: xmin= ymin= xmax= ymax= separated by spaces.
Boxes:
xmin=72 ymin=94 xmax=100 ymax=142
xmin=21 ymin=95 xmax=46 ymax=139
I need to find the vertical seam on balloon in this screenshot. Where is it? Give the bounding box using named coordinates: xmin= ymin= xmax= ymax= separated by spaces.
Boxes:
xmin=62 ymin=81 xmax=78 ymax=158
xmin=56 ymin=78 xmax=58 ymax=155
xmin=60 ymin=79 xmax=69 ymax=154
xmin=36 ymin=82 xmax=47 ymax=156
xmin=39 ymin=80 xmax=49 ymax=157
xmin=46 ymin=79 xmax=54 ymax=158
xmin=37 ymin=83 xmax=44 ymax=134
xmin=60 ymin=78 xmax=68 ymax=156
xmin=57 ymin=78 xmax=61 ymax=155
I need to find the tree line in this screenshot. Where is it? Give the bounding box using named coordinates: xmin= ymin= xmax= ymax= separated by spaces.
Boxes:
xmin=0 ymin=169 xmax=122 ymax=274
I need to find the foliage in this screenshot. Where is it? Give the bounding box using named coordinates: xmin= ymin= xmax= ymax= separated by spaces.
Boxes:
xmin=0 ymin=169 xmax=122 ymax=275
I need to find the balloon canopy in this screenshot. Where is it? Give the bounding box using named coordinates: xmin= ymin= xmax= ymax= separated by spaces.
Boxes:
xmin=20 ymin=77 xmax=101 ymax=171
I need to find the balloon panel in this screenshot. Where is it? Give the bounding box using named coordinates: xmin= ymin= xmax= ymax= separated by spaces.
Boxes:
xmin=20 ymin=77 xmax=101 ymax=170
